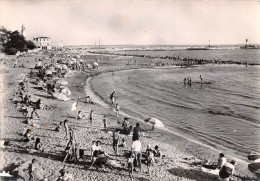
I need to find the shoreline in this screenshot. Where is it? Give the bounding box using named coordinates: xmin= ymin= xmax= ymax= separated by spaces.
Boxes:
xmin=86 ymin=66 xmax=251 ymax=165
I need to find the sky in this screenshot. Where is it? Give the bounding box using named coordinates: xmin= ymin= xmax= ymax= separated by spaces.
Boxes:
xmin=0 ymin=0 xmax=260 ymax=45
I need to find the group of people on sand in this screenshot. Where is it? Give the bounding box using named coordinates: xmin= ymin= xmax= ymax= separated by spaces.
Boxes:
xmin=215 ymin=153 xmax=236 ymax=181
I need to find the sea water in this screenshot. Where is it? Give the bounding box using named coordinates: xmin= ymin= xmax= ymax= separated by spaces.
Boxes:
xmin=91 ymin=49 xmax=260 ymax=158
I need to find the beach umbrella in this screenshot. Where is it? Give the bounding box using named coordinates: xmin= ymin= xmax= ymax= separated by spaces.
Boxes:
xmin=144 ymin=117 xmax=165 ymax=128
xmin=62 ymin=64 xmax=68 ymax=70
xmin=52 ymin=92 xmax=70 ymax=101
xmin=93 ymin=62 xmax=99 ymax=68
xmin=56 ymin=79 xmax=68 ymax=85
xmin=45 ymin=69 xmax=52 ymax=75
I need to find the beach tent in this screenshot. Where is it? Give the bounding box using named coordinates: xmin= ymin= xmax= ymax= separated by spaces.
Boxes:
xmin=45 ymin=69 xmax=52 ymax=75
xmin=52 ymin=92 xmax=70 ymax=101
xmin=55 ymin=79 xmax=68 ymax=85
xmin=144 ymin=117 xmax=165 ymax=128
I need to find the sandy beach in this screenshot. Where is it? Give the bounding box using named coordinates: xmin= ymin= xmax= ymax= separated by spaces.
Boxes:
xmin=0 ymin=51 xmax=257 ymax=181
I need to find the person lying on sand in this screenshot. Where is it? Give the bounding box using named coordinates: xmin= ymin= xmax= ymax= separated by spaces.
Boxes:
xmin=76 ymin=111 xmax=87 ymax=120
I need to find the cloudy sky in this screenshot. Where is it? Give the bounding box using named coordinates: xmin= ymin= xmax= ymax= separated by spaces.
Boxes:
xmin=1 ymin=0 xmax=260 ymax=45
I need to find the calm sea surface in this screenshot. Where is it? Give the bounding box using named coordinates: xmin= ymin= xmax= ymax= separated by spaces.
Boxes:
xmin=91 ymin=49 xmax=260 ymax=157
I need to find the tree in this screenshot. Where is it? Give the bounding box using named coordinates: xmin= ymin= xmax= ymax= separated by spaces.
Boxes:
xmin=26 ymin=40 xmax=36 ymax=50
xmin=0 ymin=26 xmax=36 ymax=55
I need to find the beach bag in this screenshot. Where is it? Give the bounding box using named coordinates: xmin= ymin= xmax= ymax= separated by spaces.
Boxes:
xmin=219 ymin=165 xmax=232 ymax=178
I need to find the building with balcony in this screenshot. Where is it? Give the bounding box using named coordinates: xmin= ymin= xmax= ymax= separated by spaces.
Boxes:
xmin=33 ymin=37 xmax=52 ymax=50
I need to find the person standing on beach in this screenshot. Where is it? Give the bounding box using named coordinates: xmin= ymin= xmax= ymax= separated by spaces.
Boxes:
xmin=115 ymin=103 xmax=120 ymax=122
xmin=216 ymin=153 xmax=227 ymax=170
xmin=103 ymin=116 xmax=107 ymax=130
xmin=89 ymin=110 xmax=94 ymax=123
xmin=131 ymin=139 xmax=142 ymax=172
xmin=112 ymin=130 xmax=120 ymax=155
xmin=200 ymin=75 xmax=203 ymax=83
xmin=184 ymin=77 xmax=187 ymax=84
xmin=64 ymin=119 xmax=69 ymax=140
xmin=110 ymin=90 xmax=116 ymax=105
xmin=133 ymin=123 xmax=142 ymax=141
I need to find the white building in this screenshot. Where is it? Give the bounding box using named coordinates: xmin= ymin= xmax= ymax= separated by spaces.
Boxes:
xmin=33 ymin=37 xmax=52 ymax=50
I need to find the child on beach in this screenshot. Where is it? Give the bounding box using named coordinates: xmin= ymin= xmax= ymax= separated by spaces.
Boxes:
xmin=35 ymin=137 xmax=43 ymax=152
xmin=25 ymin=159 xmax=36 ymax=181
xmin=153 ymin=145 xmax=162 ymax=160
xmin=119 ymin=138 xmax=126 ymax=148
xmin=103 ymin=116 xmax=107 ymax=130
xmin=127 ymin=152 xmax=135 ymax=178
xmin=145 ymin=145 xmax=155 ymax=175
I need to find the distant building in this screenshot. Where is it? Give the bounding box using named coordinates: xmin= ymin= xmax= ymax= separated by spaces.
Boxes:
xmin=33 ymin=37 xmax=52 ymax=50
xmin=52 ymin=40 xmax=64 ymax=50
